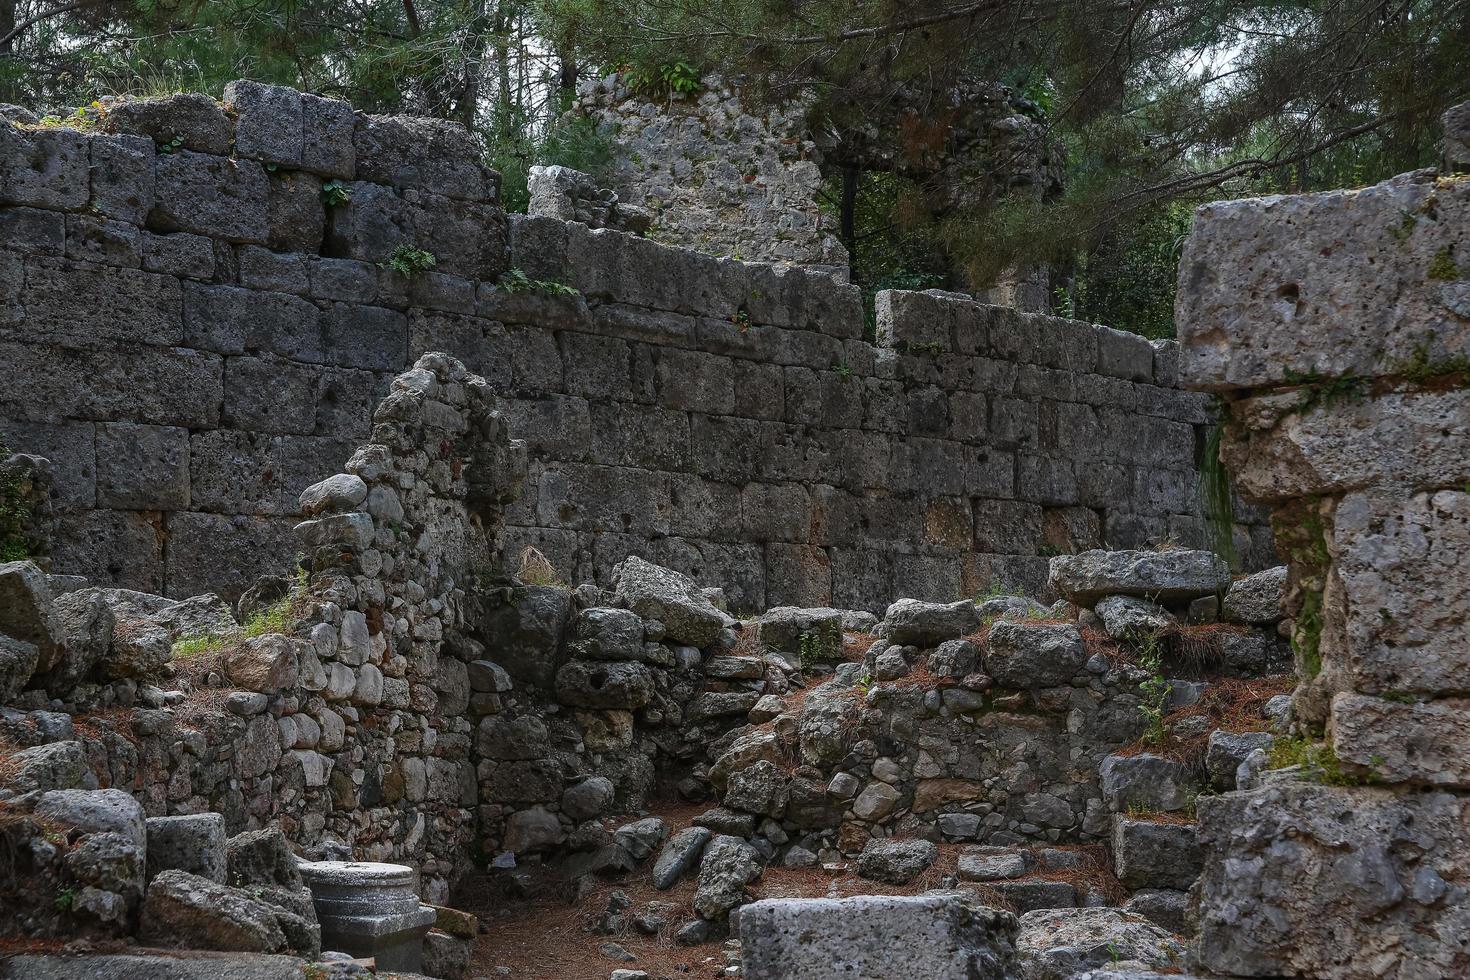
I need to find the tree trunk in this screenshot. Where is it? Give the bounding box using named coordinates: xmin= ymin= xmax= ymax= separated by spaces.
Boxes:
xmin=839 ymin=165 xmax=860 ymax=285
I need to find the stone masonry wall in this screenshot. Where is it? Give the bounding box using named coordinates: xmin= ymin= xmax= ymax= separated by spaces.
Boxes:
xmin=0 ymin=81 xmax=1268 ymax=613
xmin=1176 ymin=105 xmax=1470 ymax=978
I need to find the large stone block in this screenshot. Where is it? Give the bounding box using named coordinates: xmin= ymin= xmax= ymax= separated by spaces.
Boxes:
xmin=102 ymin=93 xmax=233 ymax=154
xmin=1332 ymin=693 xmax=1470 ymax=787
xmin=18 ymin=259 xmax=182 ymax=348
xmin=146 ymin=813 xmax=227 ymax=883
xmin=354 ymin=114 xmax=491 ymax=200
xmin=0 ymin=341 xmax=223 ymax=428
xmin=0 ymin=418 xmax=97 ymax=510
xmin=150 ymin=150 xmax=270 ymax=242
xmin=985 ymin=622 xmax=1087 ymax=689
xmin=184 ymin=283 xmax=324 ymax=362
xmin=89 ymin=134 xmax=155 ymax=224
xmin=165 ymin=512 xmax=299 ymax=602
xmin=1048 ymin=548 xmax=1230 ymax=605
xmin=224 ymin=80 xmax=304 ymax=166
xmin=0 ymin=124 xmax=89 ymax=209
xmin=50 ymin=510 xmax=165 ymax=592
xmin=1111 ymin=817 xmax=1201 ymax=890
xmin=95 ymin=422 xmax=190 ymax=509
xmin=739 ymin=894 xmax=1018 ymax=980
xmin=1176 ymin=174 xmax=1470 ymax=390
xmin=1195 ymin=781 xmax=1470 ymax=979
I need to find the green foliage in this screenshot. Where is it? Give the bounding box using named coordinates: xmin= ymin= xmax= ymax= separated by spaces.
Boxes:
xmin=383 ymin=244 xmax=436 ymax=277
xmin=1199 ymin=420 xmax=1239 ymax=571
xmin=797 ymin=622 xmax=841 ymax=672
xmin=498 ymin=268 xmax=579 ymax=296
xmin=1390 ymin=338 xmax=1470 ymax=383
xmin=171 ymin=569 xmax=303 ymax=658
xmin=320 ymin=180 xmax=353 ymax=208
xmin=1267 ymin=736 xmax=1374 ymax=786
xmin=0 ymin=441 xmax=36 ymax=563
xmin=626 ymin=62 xmax=702 ymax=98
xmin=1427 ymin=247 xmax=1460 ymax=281
xmin=1282 ymin=367 xmax=1367 ymax=412
xmin=1056 ymin=203 xmax=1196 ymax=339
xmin=1135 ymin=635 xmax=1172 ymax=746
xmin=54 ymin=886 xmax=76 ymax=912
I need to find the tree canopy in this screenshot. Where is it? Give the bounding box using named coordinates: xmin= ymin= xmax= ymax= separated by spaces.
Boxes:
xmin=3 ymin=0 xmax=1465 ymax=333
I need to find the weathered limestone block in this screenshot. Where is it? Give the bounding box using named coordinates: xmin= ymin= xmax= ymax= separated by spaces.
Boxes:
xmin=150 ymin=150 xmax=270 ymax=242
xmin=554 ymin=660 xmax=655 ymax=709
xmin=985 ymin=621 xmax=1087 ymax=688
xmin=1332 ymin=693 xmax=1470 ymax=786
xmin=1098 ymin=755 xmax=1192 ymax=813
xmin=1221 ymin=565 xmax=1287 ymax=624
xmin=0 ymin=123 xmax=89 ymax=209
xmin=1015 ymin=907 xmax=1188 ymax=980
xmin=102 ymin=93 xmax=233 ymax=154
xmin=1110 ymin=817 xmax=1201 ymax=890
xmin=879 ymin=598 xmax=980 ymax=647
xmin=146 ymin=813 xmax=226 ymax=883
xmin=1221 ymin=389 xmax=1470 ymax=502
xmin=224 ymin=80 xmax=304 ymax=167
xmin=693 ymin=834 xmax=763 ymax=919
xmin=1048 ymin=549 xmax=1229 ymax=605
xmin=1176 ymin=173 xmax=1470 ymax=390
xmin=1194 ymin=781 xmax=1470 ymax=979
xmin=611 ymin=556 xmax=725 ymax=647
xmin=857 ymin=838 xmax=938 ymax=885
xmin=739 ymin=894 xmax=1018 ymax=980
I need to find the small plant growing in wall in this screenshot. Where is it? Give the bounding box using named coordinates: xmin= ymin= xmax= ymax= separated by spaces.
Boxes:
xmin=498 ymin=268 xmax=578 ymax=297
xmin=0 ymin=441 xmax=38 ymax=562
xmin=321 ymin=180 xmax=353 ymax=207
xmin=383 ymin=244 xmax=437 ymax=277
xmin=627 ymin=61 xmax=703 ymax=98
xmin=1136 ymin=634 xmax=1172 ymax=745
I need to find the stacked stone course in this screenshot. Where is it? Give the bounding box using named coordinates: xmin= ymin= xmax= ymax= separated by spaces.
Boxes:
xmin=1176 ymin=103 xmax=1470 ymax=977
xmin=1 ymin=80 xmax=1267 ymax=616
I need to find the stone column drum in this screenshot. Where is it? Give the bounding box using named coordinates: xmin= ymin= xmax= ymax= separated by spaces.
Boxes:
xmin=299 ymin=861 xmax=438 ymax=971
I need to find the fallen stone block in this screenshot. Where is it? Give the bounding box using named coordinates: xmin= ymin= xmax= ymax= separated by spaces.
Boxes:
xmin=739 ymin=893 xmax=1018 ymax=979
xmin=1048 ymin=549 xmax=1229 ymax=606
xmin=139 ymin=869 xmax=289 ymax=953
xmin=1015 ymin=907 xmax=1189 ymax=980
xmin=1111 ymin=817 xmax=1202 ymax=891
xmin=857 ymin=838 xmax=938 ymax=885
xmin=147 ymin=812 xmax=227 ymax=883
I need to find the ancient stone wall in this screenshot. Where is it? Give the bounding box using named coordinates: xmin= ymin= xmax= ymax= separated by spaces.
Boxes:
xmin=0 ymin=81 xmax=1267 ymax=613
xmin=572 ymin=73 xmax=847 ymax=271
xmin=1176 ymin=105 xmax=1470 ymax=978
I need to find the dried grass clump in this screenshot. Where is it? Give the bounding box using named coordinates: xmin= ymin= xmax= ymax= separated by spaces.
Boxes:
xmin=517 ymin=546 xmax=565 ymax=587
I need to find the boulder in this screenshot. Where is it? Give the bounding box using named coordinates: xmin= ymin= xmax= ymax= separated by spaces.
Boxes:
xmin=1094 ymin=596 xmax=1174 ymax=640
xmin=739 ymin=894 xmax=1019 ymax=980
xmin=756 ymin=606 xmax=843 ymax=659
xmin=226 ymin=826 xmax=303 ymax=889
xmin=223 ymin=634 xmax=302 ymax=694
xmin=611 ymin=557 xmax=725 ymax=647
xmin=0 ymin=634 xmax=39 ymax=702
xmin=34 ymin=588 xmax=115 ymax=693
xmin=1111 ymin=817 xmax=1202 ymax=891
xmin=985 ymin=622 xmax=1088 ymax=688
xmin=554 ymin=660 xmax=655 ymax=709
xmin=1204 ymin=730 xmax=1275 ymax=790
xmin=928 ymin=639 xmax=978 ymax=678
xmin=147 ymin=813 xmax=227 ymax=883
xmin=724 ymin=760 xmax=789 ymax=817
xmin=652 ymin=826 xmax=712 ymax=889
xmin=1048 ymin=550 xmax=1230 ymax=606
xmin=2 ymin=739 xmax=96 ymax=793
xmin=613 ymin=817 xmax=668 ymax=862
xmin=957 ymin=846 xmax=1028 ymax=882
xmin=570 ymin=607 xmax=646 ymax=660
xmin=693 ymin=834 xmax=762 ymax=919
xmin=1122 ymin=889 xmax=1190 ymax=935
xmin=0 ymin=560 xmax=59 ymax=655
xmin=1098 ymin=754 xmax=1193 ymax=813
xmin=857 ymin=838 xmax=938 ymax=885
xmin=1015 ymin=907 xmax=1189 ymax=980
xmin=1221 ymin=566 xmax=1287 ymax=624
xmin=139 ymin=869 xmax=288 ymax=953
xmin=503 ymin=806 xmax=565 ymax=853
xmin=879 ymin=599 xmax=980 ymax=647
xmin=561 ymin=775 xmax=615 ymax=821
xmin=61 ymin=830 xmax=146 ymax=927
xmin=36 ymin=788 xmax=145 ymax=846
xmin=422 ymin=928 xmax=473 ymax=980
xmin=851 ymin=781 xmax=901 ymax=822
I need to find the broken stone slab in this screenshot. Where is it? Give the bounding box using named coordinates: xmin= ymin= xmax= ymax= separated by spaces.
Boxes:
xmin=878 ymin=598 xmax=981 ymax=648
xmin=1048 ymin=549 xmax=1230 ymax=606
xmin=652 ymin=826 xmax=712 ymax=889
xmin=992 ymin=880 xmax=1077 ymax=914
xmin=857 ymin=838 xmax=938 ymax=885
xmin=139 ymin=869 xmax=289 ymax=953
xmin=1221 ymin=566 xmax=1287 ymax=624
xmin=1015 ymin=907 xmax=1189 ymax=980
xmin=298 ymin=861 xmax=437 ymax=973
xmin=1111 ymin=817 xmax=1202 ymax=891
xmin=1098 ymin=754 xmax=1193 ymax=813
xmin=693 ymin=834 xmax=763 ymax=920
xmin=611 ymin=556 xmax=726 ymax=647
xmin=957 ymin=846 xmax=1028 ymax=882
xmin=227 ymin=826 xmax=304 ymax=890
xmin=1195 ymin=780 xmax=1469 ymax=978
xmin=739 ymin=893 xmax=1018 ymax=980
xmin=1204 ymin=730 xmax=1275 ymax=790
xmin=984 ymin=621 xmax=1088 ymax=688
xmin=147 ymin=812 xmax=227 ymax=883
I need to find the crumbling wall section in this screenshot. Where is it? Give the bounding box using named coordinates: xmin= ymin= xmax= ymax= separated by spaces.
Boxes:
xmin=1176 ymin=104 xmax=1470 ymax=978
xmin=0 ymin=81 xmax=1268 ymax=613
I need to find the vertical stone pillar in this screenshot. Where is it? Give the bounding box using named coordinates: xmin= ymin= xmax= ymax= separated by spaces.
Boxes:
xmin=1173 ymin=103 xmax=1470 ymax=978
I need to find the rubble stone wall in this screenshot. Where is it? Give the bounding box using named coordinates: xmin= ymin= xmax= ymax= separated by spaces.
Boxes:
xmin=1177 ymin=106 xmax=1470 ymax=978
xmin=0 ymin=81 xmax=1267 ymax=613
